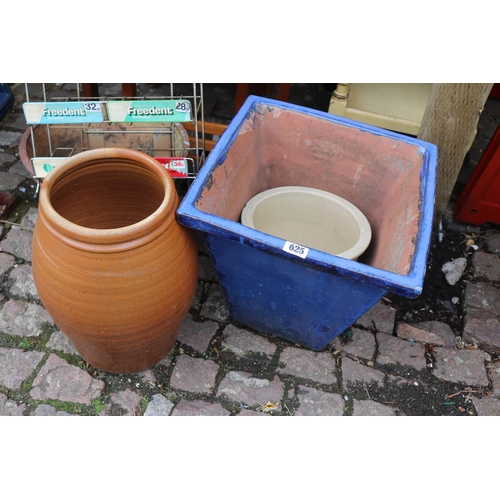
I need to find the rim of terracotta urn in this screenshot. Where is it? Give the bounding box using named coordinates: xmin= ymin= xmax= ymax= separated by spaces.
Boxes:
xmin=38 ymin=148 xmax=177 ymax=250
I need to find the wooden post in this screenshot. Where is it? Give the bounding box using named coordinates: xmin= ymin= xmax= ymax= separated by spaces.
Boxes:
xmin=121 ymin=83 xmax=137 ymax=97
xmin=417 ymin=83 xmax=493 ymax=224
xmin=81 ymin=83 xmax=99 ymax=98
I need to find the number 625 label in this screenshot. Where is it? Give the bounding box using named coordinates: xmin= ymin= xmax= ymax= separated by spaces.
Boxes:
xmin=283 ymin=241 xmax=309 ymax=259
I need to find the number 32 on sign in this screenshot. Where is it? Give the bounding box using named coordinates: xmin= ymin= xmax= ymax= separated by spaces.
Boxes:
xmin=283 ymin=241 xmax=309 ymax=259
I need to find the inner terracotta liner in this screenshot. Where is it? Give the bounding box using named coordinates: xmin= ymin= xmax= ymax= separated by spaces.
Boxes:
xmin=195 ymin=104 xmax=424 ymax=276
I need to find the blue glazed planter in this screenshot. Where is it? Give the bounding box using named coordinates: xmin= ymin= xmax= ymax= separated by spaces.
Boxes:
xmin=0 ymin=84 xmax=14 ymax=122
xmin=177 ymin=96 xmax=438 ymax=350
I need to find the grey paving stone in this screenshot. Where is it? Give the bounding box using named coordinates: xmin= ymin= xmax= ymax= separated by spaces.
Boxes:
xmin=486 ymin=233 xmax=500 ymax=254
xmin=177 ymin=315 xmax=218 ymax=353
xmin=1 ymin=227 xmax=33 ymax=262
xmin=9 ymin=161 xmax=32 ymax=179
xmin=30 ymin=353 xmax=105 ymax=405
xmin=0 ymin=171 xmax=24 ymax=190
xmin=101 ymin=389 xmax=142 ymax=416
xmin=352 ymin=399 xmax=398 ymax=416
xmin=46 ymin=330 xmax=79 ymax=356
xmin=0 ymin=348 xmax=45 ymax=390
xmin=21 ymin=83 xmax=48 ymax=100
xmin=144 ymin=394 xmax=174 ymax=416
xmin=355 ymin=300 xmax=396 ymax=334
xmin=464 ymin=281 xmax=500 ymax=315
xmin=172 ymin=399 xmax=230 ymax=416
xmin=376 ymin=332 xmax=427 ymax=371
xmin=236 ymin=409 xmax=271 ymax=416
xmin=138 ymin=369 xmax=156 ymax=386
xmin=217 ymin=371 xmax=284 ymax=407
xmin=472 ymin=397 xmax=500 ymax=416
xmin=170 ymin=354 xmax=219 ymax=394
xmin=463 ymin=282 xmax=500 ymax=353
xmin=397 ymin=321 xmax=456 ymax=348
xmin=278 ymin=346 xmax=337 ymax=385
xmin=31 ymin=404 xmax=73 ymax=416
xmin=414 ymin=321 xmax=457 ymax=348
xmin=331 ymin=327 xmax=376 ymax=360
xmin=20 ymin=207 xmax=38 ymax=231
xmin=0 ymin=130 xmax=23 ymax=148
xmin=156 ymin=352 xmax=174 ymax=369
xmin=200 ymin=283 xmax=230 ymax=322
xmin=295 ymin=386 xmax=345 ymax=416
xmin=222 ymin=324 xmax=277 ymax=358
xmin=432 ymin=347 xmax=489 ymax=387
xmin=487 ymin=362 xmax=500 ymax=397
xmin=0 ymin=393 xmax=25 ymax=416
xmin=473 ymin=252 xmax=500 ymax=282
xmin=464 ymin=316 xmax=500 ymax=354
xmin=341 ymin=356 xmax=385 ymax=391
xmin=8 ymin=263 xmax=38 ymax=300
xmin=0 ymin=299 xmax=54 ymax=337
xmin=0 ymin=252 xmax=15 ymax=275
xmin=0 ymin=152 xmax=17 ymax=165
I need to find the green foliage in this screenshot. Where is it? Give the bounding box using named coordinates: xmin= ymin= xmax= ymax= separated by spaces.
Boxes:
xmin=19 ymin=337 xmax=34 ymax=350
xmin=140 ymin=396 xmax=149 ymax=414
xmin=91 ymin=397 xmax=105 ymax=415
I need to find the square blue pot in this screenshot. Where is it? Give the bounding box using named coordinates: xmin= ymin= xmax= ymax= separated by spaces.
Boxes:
xmin=177 ymin=96 xmax=438 ymax=350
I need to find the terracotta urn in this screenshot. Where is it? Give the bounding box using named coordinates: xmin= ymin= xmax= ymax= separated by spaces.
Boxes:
xmin=32 ymin=148 xmax=198 ymax=374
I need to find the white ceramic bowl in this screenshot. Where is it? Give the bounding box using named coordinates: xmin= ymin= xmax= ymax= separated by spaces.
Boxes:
xmin=241 ymin=186 xmax=372 ymax=260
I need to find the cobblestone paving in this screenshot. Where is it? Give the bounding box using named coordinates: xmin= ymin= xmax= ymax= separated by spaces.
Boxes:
xmin=1 ymin=83 xmax=500 ymax=416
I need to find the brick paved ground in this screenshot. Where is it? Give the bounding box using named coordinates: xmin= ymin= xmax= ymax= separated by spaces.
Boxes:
xmin=1 ymin=83 xmax=500 ymax=416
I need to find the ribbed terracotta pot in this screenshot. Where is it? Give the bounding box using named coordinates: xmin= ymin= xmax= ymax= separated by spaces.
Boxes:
xmin=32 ymin=148 xmax=198 ymax=374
